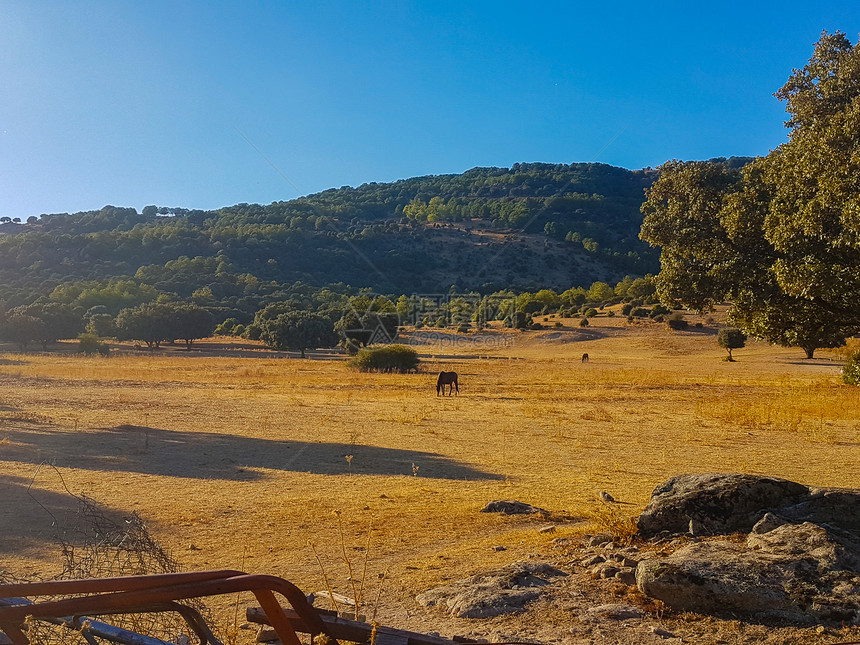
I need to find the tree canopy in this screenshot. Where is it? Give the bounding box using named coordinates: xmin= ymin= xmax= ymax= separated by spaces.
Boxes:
xmin=640 ymin=31 xmax=860 ymax=358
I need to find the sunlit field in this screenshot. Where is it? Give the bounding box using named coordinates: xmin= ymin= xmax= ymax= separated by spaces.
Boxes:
xmin=1 ymin=314 xmax=857 ymax=636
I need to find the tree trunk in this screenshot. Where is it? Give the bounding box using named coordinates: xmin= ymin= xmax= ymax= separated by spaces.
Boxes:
xmin=300 ymin=348 xmax=306 ymax=358
xmin=804 ymin=346 xmax=816 ymax=359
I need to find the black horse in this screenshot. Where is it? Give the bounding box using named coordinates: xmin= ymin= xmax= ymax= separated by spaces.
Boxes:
xmin=436 ymin=371 xmax=459 ymax=396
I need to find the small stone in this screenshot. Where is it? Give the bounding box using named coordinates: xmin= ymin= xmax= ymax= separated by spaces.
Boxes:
xmin=585 ymin=603 xmax=643 ymax=621
xmin=750 ymin=512 xmax=788 ymax=535
xmin=597 ymin=566 xmax=620 ymax=579
xmin=493 ymin=545 xmax=507 ymax=551
xmin=621 ymin=557 xmax=639 ymax=568
xmin=651 ymin=626 xmax=675 ymax=639
xmin=615 ymin=568 xmax=637 ymax=585
xmin=588 ymin=533 xmax=613 ymax=547
xmin=256 ymin=627 xmax=279 ymax=642
xmin=539 ymin=525 xmax=556 ymax=534
xmin=581 ymin=555 xmax=605 ymax=566
xmin=363 ymin=505 xmax=370 ymax=510
xmin=188 ymin=544 xmax=201 ymax=551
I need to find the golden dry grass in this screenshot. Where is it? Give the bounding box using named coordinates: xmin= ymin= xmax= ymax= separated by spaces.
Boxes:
xmin=0 ymin=316 xmax=858 ymax=638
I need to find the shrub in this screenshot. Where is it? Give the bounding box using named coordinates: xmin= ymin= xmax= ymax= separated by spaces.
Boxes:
xmin=607 ymin=310 xmax=615 ymax=317
xmin=621 ymin=303 xmax=634 ymax=316
xmin=579 ymin=317 xmax=589 ymax=327
xmin=632 ymin=307 xmax=649 ymax=317
xmin=650 ymin=304 xmax=671 ymax=318
xmin=554 ymin=321 xmax=563 ymax=328
xmin=843 ymin=350 xmax=860 ymax=386
xmin=456 ymin=322 xmax=471 ymax=333
xmin=667 ymin=313 xmax=688 ymax=330
xmin=584 ymin=308 xmax=598 ymax=318
xmin=348 ymin=345 xmax=419 ymax=373
xmin=78 ymin=333 xmax=110 ymax=356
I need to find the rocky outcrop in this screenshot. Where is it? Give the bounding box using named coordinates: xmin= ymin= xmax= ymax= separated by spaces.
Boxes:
xmin=415 ymin=561 xmax=565 ymax=618
xmin=635 ymin=474 xmax=860 ymax=625
xmin=636 ymin=474 xmax=808 ymax=537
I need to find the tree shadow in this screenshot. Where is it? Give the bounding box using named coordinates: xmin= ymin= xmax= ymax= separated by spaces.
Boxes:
xmin=0 ymin=423 xmax=503 ymax=482
xmin=0 ymin=473 xmax=128 ymax=566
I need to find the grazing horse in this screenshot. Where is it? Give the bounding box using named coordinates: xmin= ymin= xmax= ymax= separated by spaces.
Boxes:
xmin=582 ymin=353 xmax=589 ymax=363
xmin=436 ymin=371 xmax=459 ymax=396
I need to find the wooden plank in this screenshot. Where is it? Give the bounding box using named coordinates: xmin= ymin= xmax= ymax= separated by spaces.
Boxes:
xmin=246 ymin=606 xmax=479 ymax=645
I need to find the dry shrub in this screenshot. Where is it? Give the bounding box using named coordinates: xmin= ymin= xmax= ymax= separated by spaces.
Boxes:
xmin=584 ymin=503 xmax=638 ymax=545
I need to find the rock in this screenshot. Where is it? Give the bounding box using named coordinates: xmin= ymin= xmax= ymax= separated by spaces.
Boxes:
xmin=416 ymin=561 xmax=565 ymax=619
xmin=751 ymin=512 xmax=789 ymax=534
xmin=636 ymin=529 xmax=860 ymax=624
xmin=590 ymin=563 xmax=619 ymax=579
xmin=651 ymin=626 xmax=676 ymax=639
xmin=581 ymin=555 xmax=605 ymax=566
xmin=746 ymin=521 xmax=860 ymax=573
xmin=492 ymin=545 xmax=507 ymax=552
xmin=539 ymin=525 xmax=556 ymax=534
xmin=480 ymin=500 xmax=547 ymax=515
xmin=583 ymin=603 xmax=643 ymax=621
xmin=637 ymin=473 xmax=809 ymax=537
xmin=615 ymin=568 xmax=637 ymax=585
xmin=256 ymin=627 xmax=279 ymax=642
xmin=587 ymin=533 xmax=614 ymax=547
xmin=779 ymin=487 xmax=860 ymax=534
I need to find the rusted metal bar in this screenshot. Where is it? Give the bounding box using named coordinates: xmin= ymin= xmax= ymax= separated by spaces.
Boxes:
xmin=0 ymin=571 xmax=327 ymax=645
xmin=0 ymin=596 xmax=215 ymax=645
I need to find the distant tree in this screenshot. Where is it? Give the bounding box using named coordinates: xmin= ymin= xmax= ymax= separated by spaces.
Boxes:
xmin=260 ymin=310 xmax=336 ymax=357
xmin=586 ymin=281 xmax=614 ymax=304
xmin=17 ymin=302 xmax=82 ymax=348
xmin=26 ymin=216 xmax=38 ymax=224
xmin=0 ymin=312 xmax=45 ymax=349
xmin=171 ymin=303 xmax=216 ymax=348
xmin=718 ymin=328 xmax=747 ymax=361
xmin=115 ymin=302 xmax=175 ymax=348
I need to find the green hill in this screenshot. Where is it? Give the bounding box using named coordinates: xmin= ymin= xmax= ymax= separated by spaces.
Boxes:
xmin=0 ymin=162 xmax=672 ymax=313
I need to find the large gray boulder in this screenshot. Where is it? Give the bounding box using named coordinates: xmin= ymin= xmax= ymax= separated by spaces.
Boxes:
xmin=636 ymin=522 xmax=860 ymax=624
xmin=637 ymin=474 xmax=810 ymax=537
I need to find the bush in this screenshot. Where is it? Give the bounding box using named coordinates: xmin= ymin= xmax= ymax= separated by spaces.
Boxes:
xmin=650 ymin=304 xmax=671 ymax=318
xmin=843 ymin=350 xmax=860 ymax=386
xmin=621 ymin=303 xmax=634 ymax=316
xmin=607 ymin=310 xmax=615 ymax=317
xmin=554 ymin=321 xmax=563 ymax=328
xmin=78 ymin=333 xmax=110 ymax=356
xmin=456 ymin=323 xmax=470 ymax=333
xmin=579 ymin=317 xmax=589 ymax=327
xmin=667 ymin=313 xmax=688 ymax=330
xmin=348 ymin=344 xmax=420 ymax=373
xmin=632 ymin=307 xmax=649 ymax=317
xmin=584 ymin=308 xmax=598 ymax=318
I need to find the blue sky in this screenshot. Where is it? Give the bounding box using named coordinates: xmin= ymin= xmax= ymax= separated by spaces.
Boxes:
xmin=1 ymin=1 xmax=858 ymax=219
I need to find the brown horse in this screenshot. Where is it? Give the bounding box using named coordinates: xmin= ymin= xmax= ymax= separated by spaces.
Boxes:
xmin=436 ymin=371 xmax=459 ymax=396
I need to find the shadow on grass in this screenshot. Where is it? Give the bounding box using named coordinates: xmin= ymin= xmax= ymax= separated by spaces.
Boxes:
xmin=0 ymin=423 xmax=504 ymax=482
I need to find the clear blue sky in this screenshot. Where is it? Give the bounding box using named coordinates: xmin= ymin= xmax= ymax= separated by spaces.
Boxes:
xmin=2 ymin=1 xmax=858 ymax=219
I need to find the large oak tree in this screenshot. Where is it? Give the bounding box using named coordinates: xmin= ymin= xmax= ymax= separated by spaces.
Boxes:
xmin=640 ymin=31 xmax=860 ymax=358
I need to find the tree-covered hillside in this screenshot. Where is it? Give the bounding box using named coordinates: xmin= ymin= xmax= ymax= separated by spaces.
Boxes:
xmin=1 ymin=162 xmax=668 ymax=311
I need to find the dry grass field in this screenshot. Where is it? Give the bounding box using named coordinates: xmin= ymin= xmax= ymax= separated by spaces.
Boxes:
xmin=1 ymin=312 xmax=858 ymax=643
